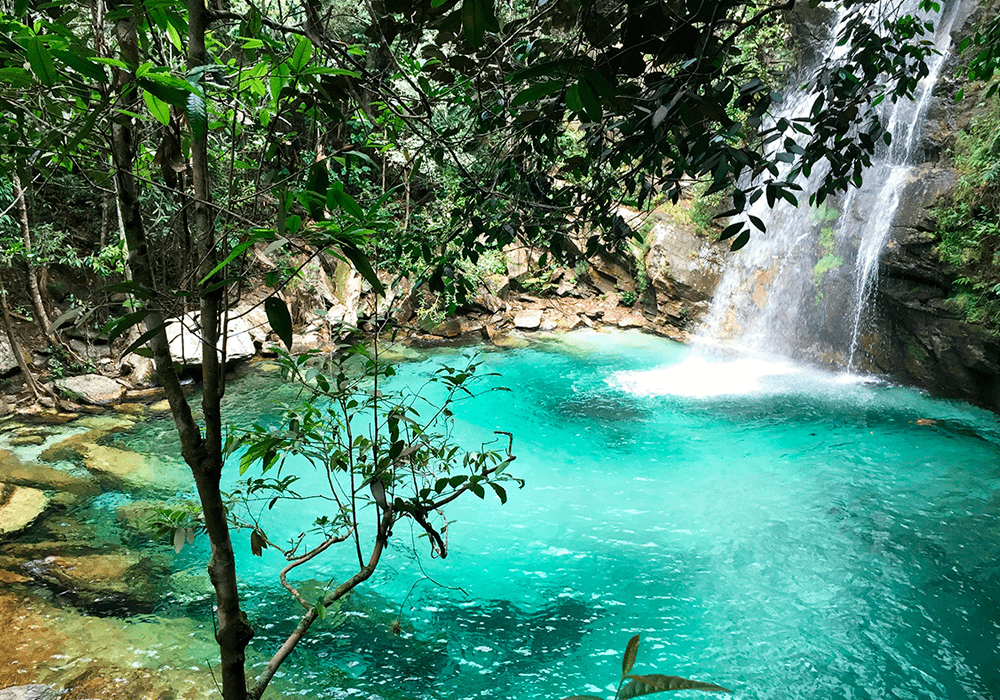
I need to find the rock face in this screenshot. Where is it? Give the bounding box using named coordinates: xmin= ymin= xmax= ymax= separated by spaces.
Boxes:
xmin=644 ymin=215 xmax=728 ymax=326
xmin=869 ymin=169 xmax=1000 ymax=411
xmin=156 ymin=311 xmax=257 ymax=369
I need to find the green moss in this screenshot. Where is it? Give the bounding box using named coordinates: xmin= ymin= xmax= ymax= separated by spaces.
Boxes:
xmin=907 ymin=342 xmax=929 ymax=363
xmin=932 ymin=97 xmax=1000 ymax=334
xmin=812 ymin=253 xmax=844 ymax=289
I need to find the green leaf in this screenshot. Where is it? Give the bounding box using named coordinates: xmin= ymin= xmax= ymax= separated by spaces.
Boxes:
xmin=265 ymin=297 xmax=294 ymax=351
xmin=315 ymin=599 xmax=326 ymax=620
xmin=622 ymin=634 xmax=640 ymax=679
xmin=166 ymin=22 xmax=184 ymax=51
xmin=290 ymin=36 xmax=313 ymax=72
xmin=143 ymin=89 xmax=171 ymax=126
xmin=51 ymin=50 xmax=107 ymax=83
xmin=198 ymin=239 xmax=257 ymax=285
xmin=103 ymin=309 xmax=153 ymax=342
xmin=303 ymin=162 xmax=330 ymax=219
xmin=339 ymin=241 xmax=386 ymax=295
xmin=26 ymin=38 xmax=58 ymax=86
xmin=718 ymin=222 xmax=743 ymax=242
xmin=488 ymin=482 xmax=507 ymax=504
xmin=511 ymin=79 xmax=564 ymax=106
xmin=621 ymin=674 xmax=731 ymax=696
xmin=186 ymin=89 xmax=208 ymax=143
xmin=135 ymin=78 xmax=187 ymax=109
xmin=0 ymin=67 xmax=32 ymax=88
xmin=461 ymin=0 xmax=499 ymax=47
xmin=326 ymin=181 xmax=364 ymax=220
xmin=577 ymin=76 xmax=602 ymax=122
xmin=122 ymin=322 xmax=168 ymax=358
xmin=729 ymin=229 xmax=751 ymax=251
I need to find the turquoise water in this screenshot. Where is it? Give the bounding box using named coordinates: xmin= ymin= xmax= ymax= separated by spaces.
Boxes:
xmin=127 ymin=330 xmax=1000 ymax=700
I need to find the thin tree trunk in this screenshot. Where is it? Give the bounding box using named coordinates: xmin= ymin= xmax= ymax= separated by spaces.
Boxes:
xmin=107 ymin=5 xmax=252 ymax=699
xmin=11 ymin=172 xmax=53 ymax=343
xmin=0 ymin=277 xmax=43 ymax=402
xmin=188 ymin=3 xmax=254 ymax=698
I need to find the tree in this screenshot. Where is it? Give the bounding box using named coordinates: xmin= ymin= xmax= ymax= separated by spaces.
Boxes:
xmin=0 ymin=0 xmax=947 ymax=698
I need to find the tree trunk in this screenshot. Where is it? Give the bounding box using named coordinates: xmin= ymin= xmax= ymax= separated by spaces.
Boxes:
xmin=11 ymin=171 xmax=53 ymax=343
xmin=107 ymin=3 xmax=252 ymax=698
xmin=188 ymin=3 xmax=254 ymax=699
xmin=0 ymin=274 xmax=44 ymax=403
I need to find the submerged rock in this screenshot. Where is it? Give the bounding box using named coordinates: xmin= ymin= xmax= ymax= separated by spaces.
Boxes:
xmin=83 ymin=445 xmax=187 ymax=492
xmin=0 ymin=450 xmax=95 ymax=496
xmin=22 ymin=551 xmax=167 ymax=615
xmin=0 ymin=484 xmax=49 ymax=537
xmin=0 ymin=592 xmax=69 ymax=688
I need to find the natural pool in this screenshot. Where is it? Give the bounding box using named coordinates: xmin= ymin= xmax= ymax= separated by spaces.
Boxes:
xmin=6 ymin=329 xmax=1000 ymax=700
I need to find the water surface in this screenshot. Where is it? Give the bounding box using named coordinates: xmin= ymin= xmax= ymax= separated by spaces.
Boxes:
xmin=93 ymin=330 xmax=1000 ymax=699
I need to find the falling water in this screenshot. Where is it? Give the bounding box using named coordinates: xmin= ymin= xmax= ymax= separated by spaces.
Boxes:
xmin=697 ymin=0 xmax=962 ymax=370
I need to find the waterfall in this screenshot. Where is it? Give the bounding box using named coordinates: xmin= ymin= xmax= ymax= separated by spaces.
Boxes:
xmin=694 ymin=0 xmax=962 ymax=372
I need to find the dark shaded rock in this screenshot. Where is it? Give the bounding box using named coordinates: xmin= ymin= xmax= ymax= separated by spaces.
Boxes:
xmin=869 ymin=165 xmax=1000 ymax=412
xmin=0 ymin=338 xmax=17 ymax=376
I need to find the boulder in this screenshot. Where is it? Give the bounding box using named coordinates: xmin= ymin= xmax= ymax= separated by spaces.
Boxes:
xmin=0 ymin=337 xmax=17 ymax=376
xmin=0 ymin=685 xmax=59 ymax=700
xmin=53 ymin=375 xmax=125 ymax=406
xmin=161 ymin=312 xmax=257 ymax=368
xmin=513 ymin=309 xmax=543 ymax=330
xmin=0 ymin=484 xmax=49 ymax=537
